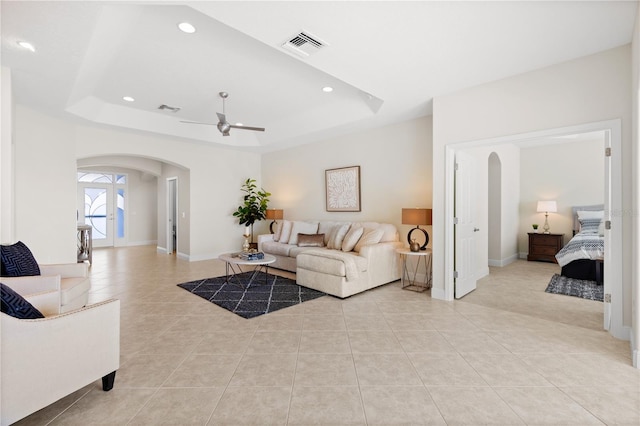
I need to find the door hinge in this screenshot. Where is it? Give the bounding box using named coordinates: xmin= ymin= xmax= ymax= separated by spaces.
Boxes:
xmin=604 ymin=293 xmax=611 ymax=303
xmin=453 ymin=217 xmax=459 ymax=225
xmin=453 ymin=271 xmax=459 ymax=279
xmin=605 ymin=147 xmax=611 ymax=157
xmin=454 ymin=162 xmax=459 ymax=171
xmin=605 ymin=220 xmax=611 ymax=230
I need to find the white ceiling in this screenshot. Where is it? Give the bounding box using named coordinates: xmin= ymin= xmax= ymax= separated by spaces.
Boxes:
xmin=1 ymin=1 xmax=637 ymax=152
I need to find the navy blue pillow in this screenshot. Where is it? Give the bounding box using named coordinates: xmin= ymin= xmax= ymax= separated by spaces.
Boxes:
xmin=1 ymin=241 xmax=41 ymax=277
xmin=0 ymin=283 xmax=44 ymax=319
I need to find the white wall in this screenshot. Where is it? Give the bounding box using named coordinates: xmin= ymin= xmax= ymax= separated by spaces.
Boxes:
xmin=519 ymin=138 xmax=604 ymax=255
xmin=631 ymin=2 xmax=640 ymax=368
xmin=74 ymin=125 xmax=261 ymax=261
xmin=12 ymin=106 xmax=78 ymax=263
xmin=261 ymin=116 xmax=433 ymax=242
xmin=433 ymin=46 xmax=632 ymax=325
xmin=1 ymin=67 xmax=14 ymax=244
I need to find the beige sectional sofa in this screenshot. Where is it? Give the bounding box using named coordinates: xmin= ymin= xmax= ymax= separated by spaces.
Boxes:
xmin=258 ymin=220 xmax=402 ymax=298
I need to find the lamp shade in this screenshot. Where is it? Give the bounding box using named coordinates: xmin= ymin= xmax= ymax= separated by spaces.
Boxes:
xmin=536 ymin=201 xmax=557 ymax=213
xmin=402 ymin=208 xmax=432 ymax=226
xmin=265 ymin=209 xmax=284 ymax=220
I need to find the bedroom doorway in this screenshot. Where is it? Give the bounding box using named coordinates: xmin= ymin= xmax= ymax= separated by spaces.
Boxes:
xmin=445 ymin=119 xmax=624 ymax=340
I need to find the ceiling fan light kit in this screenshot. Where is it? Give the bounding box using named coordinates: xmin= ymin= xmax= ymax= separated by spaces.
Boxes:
xmin=180 ymin=91 xmax=265 ymax=137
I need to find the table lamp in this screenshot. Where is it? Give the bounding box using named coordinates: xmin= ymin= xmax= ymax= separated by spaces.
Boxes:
xmin=402 ymin=208 xmax=432 ymax=251
xmin=536 ymin=200 xmax=557 ymax=234
xmin=265 ymin=209 xmax=284 ymax=234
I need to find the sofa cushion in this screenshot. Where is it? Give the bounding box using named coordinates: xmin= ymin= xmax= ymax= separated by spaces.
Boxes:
xmin=278 ymin=220 xmax=293 ymax=243
xmin=288 ymin=221 xmax=320 ymax=245
xmin=297 ymin=250 xmax=368 ymax=277
xmin=262 ymin=241 xmax=295 ymax=257
xmin=342 ymin=226 xmax=364 ymax=252
xmin=327 ymin=224 xmax=351 ymax=250
xmin=1 ymin=241 xmax=41 ymax=277
xmin=289 ymin=246 xmax=326 ymax=258
xmin=354 ymin=228 xmax=385 ymax=252
xmin=0 ymin=283 xmax=45 ymax=319
xmin=297 ymin=233 xmax=325 ymax=247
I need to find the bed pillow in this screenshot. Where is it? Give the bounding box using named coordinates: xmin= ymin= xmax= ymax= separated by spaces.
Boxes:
xmin=0 ymin=283 xmax=45 ymax=319
xmin=0 ymin=241 xmax=41 ymax=277
xmin=297 ymin=233 xmax=325 ymax=247
xmin=577 ymin=210 xmax=604 ymax=220
xmin=579 ymin=218 xmax=602 ymax=234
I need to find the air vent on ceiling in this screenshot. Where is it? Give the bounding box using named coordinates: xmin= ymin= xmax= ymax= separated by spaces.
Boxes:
xmin=158 ymin=104 xmax=181 ymax=113
xmin=281 ymin=31 xmax=327 ymax=58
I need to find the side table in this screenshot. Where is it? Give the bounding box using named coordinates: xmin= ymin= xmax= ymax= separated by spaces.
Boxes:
xmin=396 ymin=248 xmax=432 ymax=292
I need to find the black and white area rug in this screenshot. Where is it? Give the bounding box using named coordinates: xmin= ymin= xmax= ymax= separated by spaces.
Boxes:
xmin=545 ymin=273 xmax=603 ymax=302
xmin=177 ymin=271 xmax=326 ymax=318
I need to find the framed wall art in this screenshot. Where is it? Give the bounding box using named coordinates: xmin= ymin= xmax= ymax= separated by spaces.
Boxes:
xmin=325 ymin=166 xmax=361 ymax=212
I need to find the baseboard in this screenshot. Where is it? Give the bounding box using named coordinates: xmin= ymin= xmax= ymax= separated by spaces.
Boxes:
xmin=156 ymin=246 xmax=167 ymax=254
xmin=128 ymin=240 xmax=157 ymax=247
xmin=519 ymin=252 xmax=528 ymax=259
xmin=488 ymin=254 xmax=519 ymax=267
xmin=176 ymin=251 xmax=190 ymax=261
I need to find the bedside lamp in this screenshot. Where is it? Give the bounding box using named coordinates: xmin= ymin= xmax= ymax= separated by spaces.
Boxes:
xmin=265 ymin=209 xmax=284 ymax=234
xmin=402 ymin=208 xmax=432 ymax=251
xmin=536 ymin=200 xmax=557 ymax=234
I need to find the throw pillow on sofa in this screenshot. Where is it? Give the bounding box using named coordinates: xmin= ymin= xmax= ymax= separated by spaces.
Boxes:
xmin=297 ymin=233 xmax=325 ymax=247
xmin=327 ymin=224 xmax=351 ymax=250
xmin=0 ymin=241 xmax=41 ymax=277
xmin=354 ymin=228 xmax=385 ymax=252
xmin=278 ymin=220 xmax=293 ymax=243
xmin=0 ymin=283 xmax=45 ymax=319
xmin=342 ymin=226 xmax=364 ymax=252
xmin=288 ymin=221 xmax=320 ymax=245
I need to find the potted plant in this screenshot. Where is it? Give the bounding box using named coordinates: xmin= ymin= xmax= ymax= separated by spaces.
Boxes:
xmin=232 ymin=178 xmax=271 ymax=246
xmin=532 ymin=224 xmax=539 ymax=233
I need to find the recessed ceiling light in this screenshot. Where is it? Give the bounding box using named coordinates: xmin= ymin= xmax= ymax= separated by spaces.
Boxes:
xmin=17 ymin=41 xmax=35 ymax=52
xmin=322 ymin=86 xmax=333 ymax=93
xmin=178 ymin=22 xmax=196 ymax=34
xmin=122 ymin=96 xmax=135 ymax=102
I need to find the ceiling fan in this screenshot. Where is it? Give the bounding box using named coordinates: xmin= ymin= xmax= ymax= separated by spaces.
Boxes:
xmin=180 ymin=92 xmax=265 ymax=136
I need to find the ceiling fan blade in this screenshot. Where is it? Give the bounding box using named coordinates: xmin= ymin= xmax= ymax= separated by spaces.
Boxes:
xmin=229 ymin=124 xmax=265 ymax=132
xmin=180 ymin=120 xmax=216 ymax=126
xmin=216 ymin=112 xmax=227 ymax=123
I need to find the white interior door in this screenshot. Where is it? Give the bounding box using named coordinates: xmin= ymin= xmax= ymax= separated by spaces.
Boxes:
xmin=454 ymin=150 xmax=478 ymax=298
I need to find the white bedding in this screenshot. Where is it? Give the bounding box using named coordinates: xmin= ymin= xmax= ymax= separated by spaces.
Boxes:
xmin=555 ymin=232 xmax=604 ymax=267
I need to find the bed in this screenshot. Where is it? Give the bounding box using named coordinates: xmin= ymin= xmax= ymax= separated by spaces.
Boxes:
xmin=555 ymin=204 xmax=604 ymax=283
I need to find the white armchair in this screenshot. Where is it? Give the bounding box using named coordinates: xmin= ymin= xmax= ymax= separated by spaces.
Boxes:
xmin=0 ymin=282 xmax=120 ymax=426
xmin=1 ymin=262 xmax=90 ymax=313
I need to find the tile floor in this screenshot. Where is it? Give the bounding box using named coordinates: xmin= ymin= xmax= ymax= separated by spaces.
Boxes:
xmin=15 ymin=246 xmax=640 ymax=425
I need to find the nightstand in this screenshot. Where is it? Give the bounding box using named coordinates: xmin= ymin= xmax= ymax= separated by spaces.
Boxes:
xmin=527 ymin=233 xmax=564 ymax=263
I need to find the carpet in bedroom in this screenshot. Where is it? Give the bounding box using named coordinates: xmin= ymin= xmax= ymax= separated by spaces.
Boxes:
xmin=545 ymin=273 xmax=603 ymax=302
xmin=177 ymin=271 xmax=326 ymax=318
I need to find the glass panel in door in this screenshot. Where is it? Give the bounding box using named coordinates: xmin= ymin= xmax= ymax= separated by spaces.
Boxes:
xmin=83 ymin=186 xmax=114 ymax=248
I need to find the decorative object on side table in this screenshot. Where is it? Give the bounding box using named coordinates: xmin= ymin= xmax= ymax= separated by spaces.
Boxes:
xmin=532 ymin=224 xmax=539 ymax=233
xmin=265 ymin=209 xmax=284 ymax=233
xmin=232 ymin=178 xmax=271 ymax=247
xmin=325 ymin=166 xmax=361 ymax=212
xmin=402 ymin=208 xmax=432 ymax=251
xmin=536 ymin=200 xmax=557 ymax=234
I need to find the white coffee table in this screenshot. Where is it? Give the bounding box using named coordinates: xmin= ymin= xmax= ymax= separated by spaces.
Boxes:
xmin=218 ymin=252 xmax=277 ymax=287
